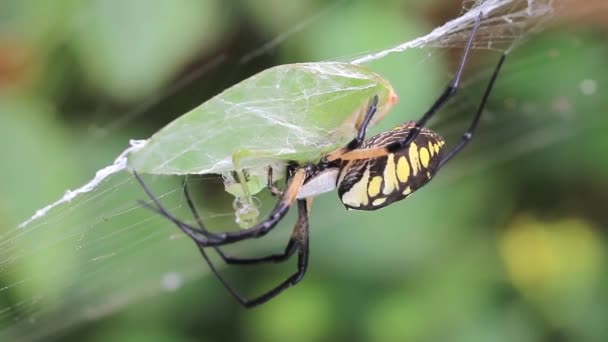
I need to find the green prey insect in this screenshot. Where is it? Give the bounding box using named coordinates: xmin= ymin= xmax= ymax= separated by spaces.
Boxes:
xmin=133 ymin=13 xmax=506 ymax=308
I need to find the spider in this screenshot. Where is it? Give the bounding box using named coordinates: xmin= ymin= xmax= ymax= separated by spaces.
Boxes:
xmin=134 ymin=13 xmax=506 ymax=308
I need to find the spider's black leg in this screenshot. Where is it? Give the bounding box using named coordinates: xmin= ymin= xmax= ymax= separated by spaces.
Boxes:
xmin=139 ymin=198 xmax=298 ymax=264
xmin=324 ymin=95 xmax=378 ymax=162
xmin=197 ymin=198 xmax=310 ymax=308
xmin=347 ymin=95 xmax=379 ymax=150
xmin=180 ymin=174 xmax=299 ymax=265
xmin=215 ymin=239 xmax=298 ymax=265
xmin=438 ymin=53 xmax=506 ymax=169
xmin=267 ymin=166 xmax=284 ymax=198
xmin=138 ymin=169 xmax=303 ymax=308
xmin=198 ymin=165 xmax=309 ymax=247
xmin=387 ymin=12 xmax=483 ymax=153
xmin=134 ymin=172 xmax=224 ymax=244
xmin=134 ymin=165 xmax=310 ymax=247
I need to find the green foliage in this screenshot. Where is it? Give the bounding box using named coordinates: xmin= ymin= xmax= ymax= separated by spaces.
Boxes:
xmin=70 ymin=0 xmax=227 ymax=101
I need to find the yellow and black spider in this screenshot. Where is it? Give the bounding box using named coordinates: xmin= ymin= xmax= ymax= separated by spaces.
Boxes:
xmin=135 ymin=14 xmax=506 ymax=308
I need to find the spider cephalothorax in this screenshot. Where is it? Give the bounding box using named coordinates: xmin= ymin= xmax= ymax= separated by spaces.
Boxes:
xmin=134 ymin=13 xmax=507 ymax=308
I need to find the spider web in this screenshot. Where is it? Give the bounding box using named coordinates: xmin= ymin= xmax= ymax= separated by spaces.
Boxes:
xmin=17 ymin=0 xmax=555 ymax=229
xmin=3 ymin=0 xmax=598 ymax=339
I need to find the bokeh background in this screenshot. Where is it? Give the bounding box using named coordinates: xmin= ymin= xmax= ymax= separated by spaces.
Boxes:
xmin=1 ymin=0 xmax=608 ymax=341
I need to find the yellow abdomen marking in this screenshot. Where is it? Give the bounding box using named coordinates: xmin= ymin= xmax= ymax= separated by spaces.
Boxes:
xmin=368 ymin=176 xmax=383 ymax=197
xmin=372 ymin=198 xmax=387 ymax=206
xmin=408 ymin=142 xmax=420 ymax=176
xmin=339 ymin=128 xmax=446 ymax=210
xmin=427 ymin=141 xmax=435 ymax=156
xmin=396 ymin=156 xmax=410 ymax=182
xmin=382 ymin=153 xmax=398 ymax=195
xmin=419 ymin=147 xmax=430 ymax=168
xmin=341 ymin=166 xmax=371 ymax=208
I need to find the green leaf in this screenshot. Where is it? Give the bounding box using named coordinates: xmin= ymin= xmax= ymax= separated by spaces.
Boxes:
xmin=127 ymin=62 xmax=398 ymax=177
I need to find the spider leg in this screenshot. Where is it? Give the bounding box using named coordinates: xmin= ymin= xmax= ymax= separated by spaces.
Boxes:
xmin=438 ymin=53 xmax=506 ymax=168
xmin=134 ymin=165 xmax=310 ymax=247
xmin=213 ymin=239 xmax=298 ymax=265
xmin=197 ymin=198 xmax=311 ymax=308
xmin=134 ymin=174 xmax=223 ymax=244
xmin=324 ymin=95 xmax=379 ymax=162
xmin=267 ymin=166 xmax=284 ymax=198
xmin=136 ymin=170 xmax=310 ymax=308
xmin=346 ymin=95 xmax=379 ymax=149
xmin=138 ymin=176 xmax=220 ymax=239
xmin=200 ymin=166 xmax=308 ymax=246
xmin=180 ymin=174 xmax=298 ymax=264
xmin=386 ymin=12 xmax=483 ymax=153
xmin=321 ymin=14 xmax=486 ymax=164
xmin=139 ymin=198 xmax=297 ymax=264
xmin=338 ymin=55 xmax=506 ymax=165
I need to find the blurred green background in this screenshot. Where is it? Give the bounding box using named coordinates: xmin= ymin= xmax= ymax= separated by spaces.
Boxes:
xmin=1 ymin=0 xmax=608 ymax=341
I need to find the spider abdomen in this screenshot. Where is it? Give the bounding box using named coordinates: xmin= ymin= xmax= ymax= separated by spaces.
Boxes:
xmin=337 ymin=124 xmax=445 ymax=210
